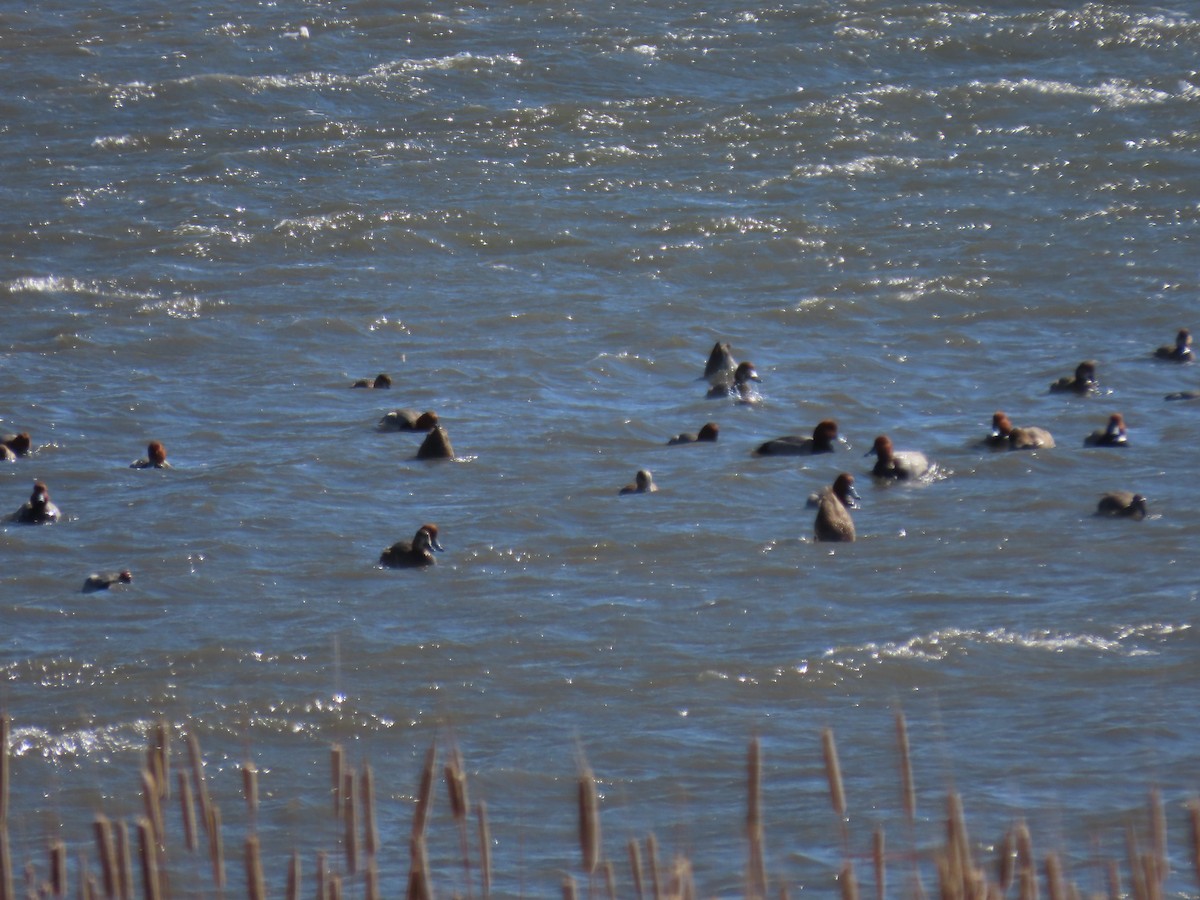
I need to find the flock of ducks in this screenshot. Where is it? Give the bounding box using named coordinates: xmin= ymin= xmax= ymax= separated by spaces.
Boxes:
xmin=3 ymin=328 xmax=1192 ymax=577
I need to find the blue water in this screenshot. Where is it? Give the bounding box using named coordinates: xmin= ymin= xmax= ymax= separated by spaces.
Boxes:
xmin=3 ymin=1 xmax=1200 ymax=896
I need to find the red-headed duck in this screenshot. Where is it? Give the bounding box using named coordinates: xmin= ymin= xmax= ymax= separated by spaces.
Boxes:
xmin=130 ymin=441 xmax=171 ymax=469
xmin=983 ymin=412 xmax=1055 ymax=450
xmin=11 ymin=481 xmax=61 ymax=524
xmin=379 ymin=524 xmax=444 ymax=568
xmin=1083 ymin=413 xmax=1127 ymax=447
xmin=82 ymin=570 xmax=133 ymax=593
xmin=813 ymin=473 xmax=858 ymax=543
xmin=379 ymin=409 xmax=439 ymax=433
xmin=1049 ymin=360 xmax=1099 ymax=395
xmin=1154 ymin=329 xmax=1192 ymax=362
xmin=352 ymin=373 xmax=392 ymax=389
xmin=667 ymin=422 xmax=719 ymax=445
xmin=2 ymin=432 xmax=32 ymax=457
xmin=703 ymin=341 xmax=737 ymax=382
xmin=1096 ymin=492 xmax=1147 ymax=519
xmin=619 ymin=469 xmax=657 ymax=495
xmin=866 ymin=435 xmax=930 ymax=480
xmin=756 ymin=420 xmax=840 ymax=456
xmin=707 ymin=361 xmax=760 ymax=399
xmin=416 ymin=425 xmax=454 ymax=460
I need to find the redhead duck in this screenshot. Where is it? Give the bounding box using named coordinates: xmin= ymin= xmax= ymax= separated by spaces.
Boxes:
xmin=1083 ymin=413 xmax=1127 ymax=447
xmin=983 ymin=412 xmax=1055 ymax=450
xmin=619 ymin=469 xmax=657 ymax=495
xmin=1096 ymin=492 xmax=1147 ymax=519
xmin=352 ymin=373 xmax=392 ymax=389
xmin=703 ymin=342 xmax=738 ymax=381
xmin=866 ymin=435 xmax=930 ymax=480
xmin=755 ymin=420 xmax=840 ymax=456
xmin=379 ymin=524 xmax=444 ymax=568
xmin=667 ymin=422 xmax=719 ymax=445
xmin=2 ymin=432 xmax=32 ymax=457
xmin=379 ymin=410 xmax=439 ymax=433
xmin=1154 ymin=329 xmax=1192 ymax=362
xmin=1049 ymin=361 xmax=1099 ymax=395
xmin=707 ymin=361 xmax=761 ymax=399
xmin=11 ymin=481 xmax=61 ymax=524
xmin=813 ymin=473 xmax=858 ymax=543
xmin=82 ymin=570 xmax=133 ymax=593
xmin=416 ymin=425 xmax=454 ymax=460
xmin=130 ymin=441 xmax=171 ymax=469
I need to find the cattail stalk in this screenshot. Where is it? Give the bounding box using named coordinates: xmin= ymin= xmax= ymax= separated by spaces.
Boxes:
xmin=208 ymin=805 xmax=225 ymax=888
xmin=647 ymin=834 xmax=662 ymax=900
xmin=445 ymin=748 xmax=472 ymax=898
xmin=0 ymin=828 xmax=12 ymax=900
xmin=186 ymin=732 xmax=212 ymax=845
xmin=343 ymin=768 xmax=359 ymax=875
xmin=117 ymin=819 xmax=134 ymax=900
xmin=48 ymin=838 xmax=66 ymax=898
xmin=0 ymin=714 xmax=9 ymax=823
xmin=628 ymin=838 xmax=645 ymax=900
xmin=745 ymin=738 xmax=766 ymax=900
xmin=330 ymin=744 xmax=344 ymax=819
xmin=1149 ymin=787 xmax=1168 ymax=885
xmin=578 ymin=757 xmax=601 ymax=879
xmin=840 ymin=861 xmax=859 ymax=900
xmin=822 ymin=728 xmax=849 ymax=855
xmin=177 ymin=770 xmax=198 ymax=853
xmin=412 ymin=743 xmax=436 ymax=842
xmin=245 ymin=835 xmax=265 ymax=900
xmin=477 ymin=801 xmax=492 ymax=900
xmin=362 ymin=762 xmax=379 ymax=860
xmin=316 ymin=851 xmax=328 ymax=900
xmin=364 ymin=857 xmax=379 ymax=900
xmin=137 ymin=817 xmax=161 ymax=900
xmin=562 ymin=874 xmax=578 ymax=900
xmin=1188 ymin=799 xmax=1200 ymax=894
xmin=242 ymin=760 xmax=259 ymax=817
xmin=93 ymin=816 xmax=117 ymax=900
xmin=873 ymin=827 xmax=885 ymax=900
xmin=1044 ymin=852 xmax=1064 ymax=900
xmin=894 ymin=713 xmax=915 ymax=824
xmin=286 ymin=850 xmax=301 ymax=900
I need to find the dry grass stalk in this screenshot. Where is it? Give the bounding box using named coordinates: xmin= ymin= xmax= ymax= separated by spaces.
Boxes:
xmin=894 ymin=713 xmax=916 ymax=825
xmin=117 ymin=818 xmax=134 ymax=900
xmin=822 ymin=729 xmax=846 ymax=822
xmin=563 ymin=873 xmax=578 ymax=900
xmin=148 ymin=720 xmax=170 ymax=803
xmin=177 ymin=770 xmax=198 ymax=853
xmin=1105 ymin=857 xmax=1121 ymax=900
xmin=873 ymin=827 xmax=885 ymax=900
xmin=1148 ymin=788 xmax=1167 ymax=885
xmin=0 ymin=828 xmax=12 ymax=900
xmin=628 ymin=838 xmax=645 ymax=900
xmin=445 ymin=747 xmax=473 ymax=897
xmin=839 ymin=860 xmax=859 ymax=900
xmin=603 ymin=859 xmax=617 ymax=900
xmin=362 ymin=761 xmax=379 ymax=860
xmin=136 ymin=817 xmax=161 ymax=900
xmin=997 ymin=828 xmax=1015 ymax=893
xmin=92 ymin=815 xmax=117 ymax=899
xmin=412 ymin=743 xmax=437 ymax=842
xmin=343 ymin=768 xmax=359 ymax=875
xmin=48 ymin=838 xmax=65 ymax=899
xmin=0 ymin=713 xmax=9 ymax=824
xmin=1188 ymin=800 xmax=1200 ymax=893
xmin=331 ymin=744 xmax=344 ymax=819
xmin=1126 ymin=823 xmax=1146 ymax=900
xmin=745 ymin=738 xmax=767 ymax=900
xmin=207 ymin=804 xmax=226 ymax=888
xmin=140 ymin=767 xmax=165 ymax=852
xmin=647 ymin=833 xmax=662 ymax=900
xmin=1014 ymin=821 xmax=1037 ymax=900
xmin=286 ymin=849 xmax=301 ymax=900
xmin=245 ymin=834 xmax=265 ymax=900
xmin=365 ymin=856 xmax=380 ymax=900
xmin=669 ymin=855 xmax=695 ymax=900
xmin=186 ymin=732 xmax=212 ymax=845
xmin=328 ymin=871 xmax=343 ymax=900
xmin=577 ymin=756 xmax=601 ymax=878
xmin=1045 ymin=852 xmax=1064 ymax=900
xmin=477 ymin=801 xmax=492 ymax=900
xmin=407 ymin=835 xmax=432 ymax=900
xmin=242 ymin=760 xmax=259 ymax=817
xmin=316 ymin=850 xmax=328 ymax=900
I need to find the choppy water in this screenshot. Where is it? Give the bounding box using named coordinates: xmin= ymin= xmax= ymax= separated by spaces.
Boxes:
xmin=3 ymin=1 xmax=1200 ymax=896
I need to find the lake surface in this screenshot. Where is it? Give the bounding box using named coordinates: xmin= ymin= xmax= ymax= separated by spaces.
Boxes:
xmin=3 ymin=1 xmax=1199 ymax=896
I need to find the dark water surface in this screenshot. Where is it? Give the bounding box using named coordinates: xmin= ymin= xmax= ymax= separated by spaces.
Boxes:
xmin=3 ymin=1 xmax=1199 ymax=895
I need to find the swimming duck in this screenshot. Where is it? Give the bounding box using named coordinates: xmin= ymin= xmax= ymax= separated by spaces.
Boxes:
xmin=416 ymin=425 xmax=454 ymax=460
xmin=130 ymin=441 xmax=171 ymax=469
xmin=1154 ymin=329 xmax=1192 ymax=362
xmin=379 ymin=410 xmax=440 ymax=433
xmin=11 ymin=481 xmax=61 ymax=524
xmin=707 ymin=361 xmax=761 ymax=399
xmin=866 ymin=435 xmax=930 ymax=480
xmin=755 ymin=420 xmax=840 ymax=456
xmin=379 ymin=524 xmax=444 ymax=568
xmin=1049 ymin=361 xmax=1099 ymax=395
xmin=667 ymin=422 xmax=719 ymax=445
xmin=82 ymin=570 xmax=133 ymax=593
xmin=983 ymin=412 xmax=1055 ymax=450
xmin=352 ymin=373 xmax=392 ymax=389
xmin=2 ymin=432 xmax=32 ymax=457
xmin=1096 ymin=492 xmax=1147 ymax=519
xmin=619 ymin=469 xmax=658 ymax=495
xmin=1083 ymin=413 xmax=1127 ymax=447
xmin=703 ymin=342 xmax=737 ymax=381
xmin=813 ymin=473 xmax=858 ymax=543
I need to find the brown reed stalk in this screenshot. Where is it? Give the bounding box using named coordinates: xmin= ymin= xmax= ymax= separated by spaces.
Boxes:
xmin=563 ymin=874 xmax=578 ymax=900
xmin=1148 ymin=787 xmax=1167 ymax=885
xmin=316 ymin=851 xmax=328 ymax=900
xmin=48 ymin=838 xmax=65 ymax=899
xmin=1015 ymin=821 xmax=1037 ymax=900
xmin=407 ymin=835 xmax=432 ymax=900
xmin=242 ymin=760 xmax=259 ymax=817
xmin=646 ymin=834 xmax=662 ymax=900
xmin=0 ymin=713 xmax=9 ymax=824
xmin=873 ymin=827 xmax=885 ymax=900
xmin=603 ymin=860 xmax=616 ymax=900
xmin=117 ymin=819 xmax=134 ymax=900
xmin=840 ymin=861 xmax=859 ymax=900
xmin=328 ymin=871 xmax=343 ymax=900
xmin=745 ymin=737 xmax=766 ymax=900
xmin=186 ymin=731 xmax=212 ymax=846
xmin=412 ymin=743 xmax=437 ymax=842
xmin=364 ymin=856 xmax=379 ymax=900
xmin=1045 ymin=852 xmax=1065 ymax=900
xmin=361 ymin=761 xmax=379 ymax=860
xmin=343 ymin=769 xmax=359 ymax=875
xmin=286 ymin=850 xmax=301 ymax=900
xmin=207 ymin=804 xmax=226 ymax=888
xmin=894 ymin=713 xmax=916 ymax=824
xmin=445 ymin=747 xmax=473 ymax=898
xmin=997 ymin=827 xmax=1015 ymax=893
xmin=137 ymin=818 xmax=161 ymax=900
xmin=141 ymin=768 xmax=164 ymax=850
xmin=1105 ymin=857 xmax=1121 ymax=900
xmin=822 ymin=728 xmax=849 ymax=856
xmin=147 ymin=721 xmax=169 ymax=803
xmin=1188 ymin=799 xmax=1200 ymax=893
xmin=92 ymin=816 xmax=117 ymax=900
xmin=244 ymin=835 xmax=265 ymax=900
xmin=577 ymin=755 xmax=601 ymax=880
xmin=0 ymin=828 xmax=12 ymax=900
xmin=177 ymin=770 xmax=198 ymax=853
xmin=1126 ymin=823 xmax=1146 ymax=900
xmin=330 ymin=744 xmax=344 ymax=819
xmin=628 ymin=838 xmax=644 ymax=900
xmin=477 ymin=801 xmax=492 ymax=900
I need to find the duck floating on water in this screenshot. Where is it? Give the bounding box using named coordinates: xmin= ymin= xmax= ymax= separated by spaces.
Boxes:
xmin=813 ymin=473 xmax=858 ymax=543
xmin=11 ymin=481 xmax=60 ymax=525
xmin=379 ymin=524 xmax=444 ymax=568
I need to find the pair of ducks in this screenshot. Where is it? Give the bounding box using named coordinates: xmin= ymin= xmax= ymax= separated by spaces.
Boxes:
xmin=985 ymin=412 xmax=1128 ymax=449
xmin=375 ymin=408 xmax=455 ymax=459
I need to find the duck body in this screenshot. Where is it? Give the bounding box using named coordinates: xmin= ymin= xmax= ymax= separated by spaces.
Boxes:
xmin=379 ymin=524 xmax=444 ymax=568
xmin=1154 ymin=329 xmax=1192 ymax=362
xmin=379 ymin=410 xmax=439 ymax=433
xmin=667 ymin=423 xmax=719 ymax=445
xmin=2 ymin=432 xmax=32 ymax=457
xmin=130 ymin=441 xmax=171 ymax=469
xmin=416 ymin=425 xmax=455 ymax=459
xmin=619 ymin=469 xmax=657 ymax=495
xmin=83 ymin=570 xmax=133 ymax=593
xmin=866 ymin=435 xmax=930 ymax=480
xmin=353 ymin=373 xmax=392 ymax=389
xmin=1096 ymin=492 xmax=1147 ymax=519
xmin=1049 ymin=360 xmax=1099 ymax=395
xmin=707 ymin=361 xmax=760 ymax=399
xmin=12 ymin=482 xmax=60 ymax=524
xmin=1083 ymin=413 xmax=1128 ymax=447
xmin=986 ymin=412 xmax=1055 ymax=450
xmin=703 ymin=342 xmax=737 ymax=381
xmin=756 ymin=420 xmax=839 ymax=456
xmin=813 ymin=473 xmax=858 ymax=543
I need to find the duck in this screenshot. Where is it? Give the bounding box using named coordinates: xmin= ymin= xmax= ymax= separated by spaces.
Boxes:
xmin=619 ymin=469 xmax=657 ymax=495
xmin=1083 ymin=413 xmax=1127 ymax=447
xmin=130 ymin=441 xmax=171 ymax=469
xmin=379 ymin=524 xmax=444 ymax=568
xmin=2 ymin=432 xmax=32 ymax=457
xmin=1096 ymin=492 xmax=1148 ymax=519
xmin=82 ymin=570 xmax=133 ymax=593
xmin=983 ymin=412 xmax=1055 ymax=450
xmin=866 ymin=435 xmax=930 ymax=480
xmin=667 ymin=422 xmax=719 ymax=445
xmin=378 ymin=410 xmax=440 ymax=433
xmin=1154 ymin=329 xmax=1192 ymax=362
xmin=11 ymin=481 xmax=61 ymax=524
xmin=813 ymin=473 xmax=858 ymax=543
xmin=703 ymin=342 xmax=737 ymax=381
xmin=352 ymin=373 xmax=392 ymax=389
xmin=416 ymin=425 xmax=454 ymax=460
xmin=755 ymin=420 xmax=840 ymax=456
xmin=707 ymin=361 xmax=761 ymax=399
xmin=1049 ymin=360 xmax=1099 ymax=395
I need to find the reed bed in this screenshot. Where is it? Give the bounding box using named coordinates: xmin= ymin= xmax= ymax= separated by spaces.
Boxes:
xmin=0 ymin=711 xmax=1196 ymax=899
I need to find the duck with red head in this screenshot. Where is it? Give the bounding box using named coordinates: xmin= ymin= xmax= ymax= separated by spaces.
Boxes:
xmin=2 ymin=432 xmax=32 ymax=458
xmin=983 ymin=412 xmax=1055 ymax=450
xmin=755 ymin=420 xmax=841 ymax=456
xmin=866 ymin=435 xmax=930 ymax=480
xmin=83 ymin=570 xmax=133 ymax=593
xmin=353 ymin=373 xmax=392 ymax=389
xmin=379 ymin=524 xmax=444 ymax=568
xmin=707 ymin=361 xmax=760 ymax=399
xmin=667 ymin=422 xmax=719 ymax=445
xmin=619 ymin=469 xmax=658 ymax=495
xmin=813 ymin=473 xmax=858 ymax=543
xmin=11 ymin=481 xmax=61 ymax=524
xmin=1049 ymin=360 xmax=1099 ymax=395
xmin=1084 ymin=413 xmax=1127 ymax=447
xmin=1154 ymin=329 xmax=1192 ymax=362
xmin=1096 ymin=492 xmax=1147 ymax=519
xmin=130 ymin=441 xmax=171 ymax=469
xmin=379 ymin=409 xmax=439 ymax=433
